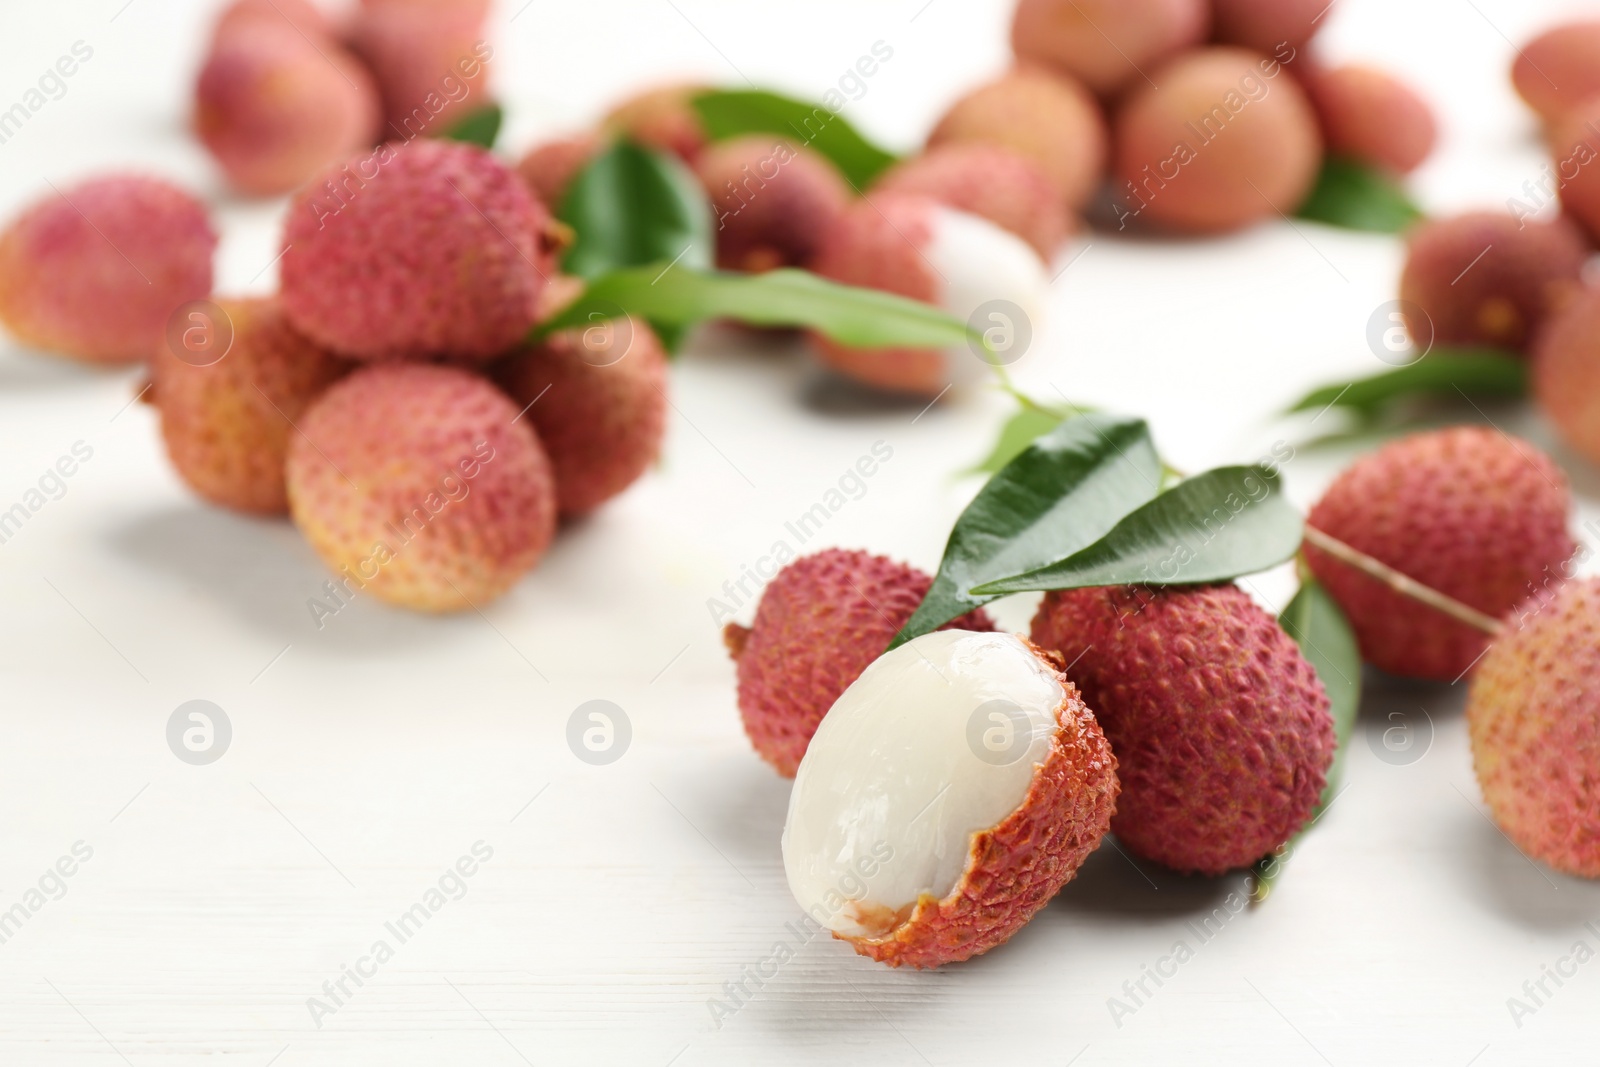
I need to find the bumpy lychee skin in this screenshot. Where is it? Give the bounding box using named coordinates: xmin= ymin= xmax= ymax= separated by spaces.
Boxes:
xmin=1031 ymin=584 xmax=1334 ymax=875
xmin=1011 ymin=0 xmax=1209 ymax=97
xmin=286 ymin=363 xmax=557 ymax=612
xmin=1304 ymin=428 xmax=1576 ymax=681
xmin=1113 ymin=47 xmax=1322 ymax=234
xmin=347 ymin=3 xmax=491 ymax=139
xmin=0 ymin=176 xmax=215 ymax=364
xmin=928 ymin=66 xmax=1107 ymax=211
xmin=281 ymin=139 xmax=552 ymax=362
xmin=1468 ymin=579 xmax=1600 ymax=879
xmin=196 ymin=27 xmax=381 ymax=197
xmin=723 ymin=548 xmax=996 ymax=777
xmin=1303 ymin=63 xmax=1437 ymax=175
xmin=696 ymin=136 xmax=852 ymax=273
xmin=873 ymin=144 xmax=1071 ymax=260
xmin=496 ymin=314 xmax=667 ymax=516
xmin=1398 ymin=212 xmax=1586 ymax=354
xmin=1513 ymin=20 xmax=1600 ymax=123
xmin=1211 ymin=0 xmax=1329 ymax=54
xmin=602 ymin=83 xmax=709 ymax=162
xmin=154 ymin=297 xmax=349 ymax=515
xmin=784 ymin=631 xmax=1119 ymax=968
xmin=1534 ymin=286 xmax=1600 ymax=466
xmin=516 ymin=131 xmax=604 ymax=212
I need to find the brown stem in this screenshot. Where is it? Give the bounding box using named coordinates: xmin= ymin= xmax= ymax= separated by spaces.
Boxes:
xmin=1302 ymin=526 xmax=1505 ymax=637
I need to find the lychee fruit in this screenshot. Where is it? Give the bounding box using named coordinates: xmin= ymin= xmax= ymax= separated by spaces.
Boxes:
xmin=1302 ymin=63 xmax=1437 ymax=175
xmin=153 ymin=296 xmax=349 ymax=515
xmin=286 ymin=363 xmax=557 ymax=612
xmin=1113 ymin=47 xmax=1322 ymax=234
xmin=806 ymin=194 xmax=1048 ymax=397
xmin=1011 ymin=0 xmax=1210 ymax=97
xmin=195 ymin=26 xmax=381 ymax=197
xmin=1304 ymin=427 xmax=1576 ymax=681
xmin=1211 ymin=0 xmax=1330 ymax=55
xmin=1468 ymin=577 xmax=1600 ymax=879
xmin=1513 ymin=20 xmax=1600 ymax=123
xmin=695 ymin=136 xmax=852 ymax=273
xmin=0 ymin=175 xmax=216 ymax=364
xmin=1030 ymin=583 xmax=1334 ymax=875
xmin=281 ymin=139 xmax=553 ymax=362
xmin=1534 ymin=286 xmax=1600 ymax=466
xmin=347 ymin=2 xmax=491 ymax=140
xmin=927 ymin=65 xmax=1108 ymax=211
xmin=516 ymin=130 xmax=604 ymax=212
xmin=783 ymin=630 xmax=1119 ymax=967
xmin=872 ymin=144 xmax=1072 ymax=261
xmin=602 ymin=83 xmax=710 ymax=163
xmin=723 ymin=548 xmax=996 ymax=777
xmin=495 ymin=313 xmax=667 ymax=516
xmin=212 ymin=0 xmax=334 ymax=41
xmin=1544 ymin=101 xmax=1600 ymax=244
xmin=1398 ymin=212 xmax=1587 ymax=354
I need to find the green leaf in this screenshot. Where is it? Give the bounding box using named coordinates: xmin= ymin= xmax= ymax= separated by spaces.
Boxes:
xmin=534 ymin=266 xmax=973 ymax=350
xmin=1286 ymin=349 xmax=1526 ymax=416
xmin=440 ymin=102 xmax=503 ymax=148
xmin=691 ymin=89 xmax=899 ymax=188
xmin=964 ymin=407 xmax=1070 ymax=475
xmin=1252 ymin=580 xmax=1362 ymax=903
xmin=970 ymin=465 xmax=1305 ymax=596
xmin=1295 ymin=155 xmax=1425 ymax=233
xmin=890 ymin=414 xmax=1163 ymax=650
xmin=560 ymin=140 xmax=713 ymax=281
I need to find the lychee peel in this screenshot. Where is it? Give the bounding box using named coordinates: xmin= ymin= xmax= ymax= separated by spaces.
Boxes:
xmin=516 ymin=131 xmax=604 ymax=212
xmin=873 ymin=144 xmax=1071 ymax=260
xmin=602 ymin=83 xmax=710 ymax=162
xmin=347 ymin=4 xmax=491 ymax=139
xmin=1534 ymin=286 xmax=1600 ymax=466
xmin=695 ymin=136 xmax=851 ymax=273
xmin=1031 ymin=584 xmax=1335 ymax=875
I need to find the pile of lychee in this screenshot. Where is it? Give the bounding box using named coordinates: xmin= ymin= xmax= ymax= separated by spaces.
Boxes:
xmin=726 ymin=423 xmax=1598 ymax=969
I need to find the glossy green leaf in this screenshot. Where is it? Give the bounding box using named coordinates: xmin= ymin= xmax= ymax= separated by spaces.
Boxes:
xmin=890 ymin=414 xmax=1163 ymax=650
xmin=1296 ymin=155 xmax=1425 ymax=233
xmin=970 ymin=465 xmax=1304 ymax=595
xmin=440 ymin=102 xmax=503 ymax=148
xmin=1252 ymin=580 xmax=1362 ymax=903
xmin=1287 ymin=349 xmax=1526 ymax=416
xmin=692 ymin=89 xmax=899 ymax=188
xmin=963 ymin=406 xmax=1070 ymax=476
xmin=560 ymin=140 xmax=713 ymax=281
xmin=533 ymin=266 xmax=973 ymax=350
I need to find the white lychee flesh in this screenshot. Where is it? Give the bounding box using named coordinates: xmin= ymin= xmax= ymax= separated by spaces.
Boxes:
xmin=782 ymin=630 xmax=1065 ymax=938
xmin=926 ymin=206 xmax=1049 ymax=384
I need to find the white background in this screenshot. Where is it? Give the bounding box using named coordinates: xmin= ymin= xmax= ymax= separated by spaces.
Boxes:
xmin=2 ymin=0 xmax=1599 ymax=1063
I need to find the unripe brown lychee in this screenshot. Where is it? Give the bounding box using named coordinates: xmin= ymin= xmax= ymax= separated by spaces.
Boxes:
xmin=1030 ymin=583 xmax=1334 ymax=875
xmin=516 ymin=131 xmax=604 ymax=212
xmin=1534 ymin=285 xmax=1600 ymax=466
xmin=1304 ymin=427 xmax=1576 ymax=681
xmin=1398 ymin=212 xmax=1587 ymax=354
xmin=1011 ymin=0 xmax=1210 ymax=97
xmin=1468 ymin=578 xmax=1600 ymax=879
xmin=872 ymin=144 xmax=1072 ymax=261
xmin=695 ymin=136 xmax=852 ymax=273
xmin=153 ymin=296 xmax=349 ymax=515
xmin=1302 ymin=63 xmax=1437 ymax=175
xmin=724 ymin=548 xmax=996 ymax=777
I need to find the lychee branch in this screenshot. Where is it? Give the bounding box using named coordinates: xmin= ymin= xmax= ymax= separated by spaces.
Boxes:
xmin=1300 ymin=525 xmax=1505 ymax=636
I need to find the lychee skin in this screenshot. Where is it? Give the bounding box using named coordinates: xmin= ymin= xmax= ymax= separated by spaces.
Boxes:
xmin=928 ymin=65 xmax=1108 ymax=211
xmin=1303 ymin=63 xmax=1437 ymax=175
xmin=347 ymin=4 xmax=491 ymax=139
xmin=1468 ymin=578 xmax=1600 ymax=879
xmin=1211 ymin=0 xmax=1329 ymax=54
xmin=516 ymin=131 xmax=604 ymax=212
xmin=281 ymin=139 xmax=553 ymax=362
xmin=286 ymin=363 xmax=557 ymax=612
xmin=0 ymin=176 xmax=216 ymax=364
xmin=196 ymin=27 xmax=381 ymax=197
xmin=723 ymin=548 xmax=996 ymax=777
xmin=695 ymin=136 xmax=852 ymax=273
xmin=495 ymin=315 xmax=668 ymax=516
xmin=1398 ymin=212 xmax=1587 ymax=354
xmin=1031 ymin=584 xmax=1334 ymax=875
xmin=1304 ymin=427 xmax=1576 ymax=681
xmin=1011 ymin=0 xmax=1210 ymax=97
xmin=873 ymin=143 xmax=1071 ymax=261
xmin=154 ymin=297 xmax=349 ymax=515
xmin=602 ymin=83 xmax=710 ymax=163
xmin=1513 ymin=20 xmax=1600 ymax=122
xmin=1534 ymin=286 xmax=1600 ymax=466
xmin=1545 ymin=101 xmax=1600 ymax=245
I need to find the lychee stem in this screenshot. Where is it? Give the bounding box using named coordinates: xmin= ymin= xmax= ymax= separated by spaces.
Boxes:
xmin=1301 ymin=525 xmax=1506 ymax=636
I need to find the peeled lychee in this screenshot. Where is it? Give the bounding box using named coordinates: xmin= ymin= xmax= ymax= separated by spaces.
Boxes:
xmin=723 ymin=548 xmax=995 ymax=777
xmin=695 ymin=136 xmax=852 ymax=273
xmin=153 ymin=296 xmax=349 ymax=515
xmin=0 ymin=176 xmax=216 ymax=364
xmin=516 ymin=131 xmax=604 ymax=212
xmin=602 ymin=83 xmax=709 ymax=162
xmin=1011 ymin=0 xmax=1210 ymax=97
xmin=1113 ymin=47 xmax=1322 ymax=234
xmin=1211 ymin=0 xmax=1329 ymax=54
xmin=928 ymin=66 xmax=1107 ymax=211
xmin=1398 ymin=212 xmax=1587 ymax=353
xmin=1534 ymin=286 xmax=1600 ymax=466
xmin=784 ymin=630 xmax=1118 ymax=967
xmin=1468 ymin=578 xmax=1600 ymax=879
xmin=286 ymin=363 xmax=557 ymax=612
xmin=496 ymin=314 xmax=667 ymax=516
xmin=1302 ymin=63 xmax=1437 ymax=175
xmin=1304 ymin=427 xmax=1576 ymax=681
xmin=281 ymin=139 xmax=553 ymax=362
xmin=195 ymin=26 xmax=381 ymax=197
xmin=807 ymin=194 xmax=1048 ymax=397
xmin=1031 ymin=583 xmax=1333 ymax=875
xmin=1513 ymin=20 xmax=1600 ymax=123
xmin=347 ymin=2 xmax=491 ymax=140
xmin=873 ymin=144 xmax=1072 ymax=261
